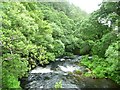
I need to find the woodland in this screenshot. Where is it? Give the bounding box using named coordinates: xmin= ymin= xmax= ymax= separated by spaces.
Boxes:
xmin=1 ymin=1 xmax=120 ymax=89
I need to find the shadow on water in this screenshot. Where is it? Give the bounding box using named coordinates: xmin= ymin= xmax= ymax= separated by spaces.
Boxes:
xmin=20 ymin=55 xmax=120 ymax=89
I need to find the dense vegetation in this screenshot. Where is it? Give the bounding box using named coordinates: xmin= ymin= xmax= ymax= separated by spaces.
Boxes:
xmin=1 ymin=1 xmax=120 ymax=89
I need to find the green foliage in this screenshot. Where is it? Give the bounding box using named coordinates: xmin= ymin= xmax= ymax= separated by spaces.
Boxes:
xmin=80 ymin=41 xmax=120 ymax=84
xmin=79 ymin=40 xmax=94 ymax=55
xmin=2 ymin=73 xmax=20 ymax=89
xmin=2 ymin=2 xmax=56 ymax=88
xmin=50 ymin=22 xmax=64 ymax=39
xmin=52 ymin=40 xmax=65 ymax=57
xmin=54 ymin=80 xmax=62 ymax=89
xmin=2 ymin=54 xmax=28 ymax=78
xmin=79 ymin=1 xmax=120 ymax=85
xmin=92 ymin=31 xmax=117 ymax=57
xmin=105 ymin=41 xmax=120 ymax=84
xmin=26 ymin=44 xmax=55 ymax=65
xmin=74 ymin=70 xmax=82 ymax=75
xmin=2 ymin=54 xmax=29 ymax=88
xmin=1 ymin=1 xmax=120 ymax=89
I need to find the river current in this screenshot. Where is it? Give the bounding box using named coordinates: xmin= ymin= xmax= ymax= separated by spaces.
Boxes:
xmin=21 ymin=55 xmax=120 ymax=89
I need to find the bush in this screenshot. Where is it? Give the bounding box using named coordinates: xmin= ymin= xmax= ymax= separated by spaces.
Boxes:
xmin=54 ymin=80 xmax=62 ymax=89
xmin=52 ymin=40 xmax=65 ymax=57
xmin=2 ymin=53 xmax=29 ymax=88
xmin=92 ymin=31 xmax=117 ymax=57
xmin=80 ymin=41 xmax=120 ymax=85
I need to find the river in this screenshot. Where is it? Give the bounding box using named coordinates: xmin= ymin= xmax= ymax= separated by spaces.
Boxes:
xmin=21 ymin=55 xmax=120 ymax=89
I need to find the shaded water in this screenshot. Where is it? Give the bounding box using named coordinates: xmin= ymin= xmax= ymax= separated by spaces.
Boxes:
xmin=21 ymin=56 xmax=120 ymax=89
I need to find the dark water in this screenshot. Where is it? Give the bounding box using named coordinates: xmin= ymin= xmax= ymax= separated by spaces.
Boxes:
xmin=21 ymin=56 xmax=120 ymax=89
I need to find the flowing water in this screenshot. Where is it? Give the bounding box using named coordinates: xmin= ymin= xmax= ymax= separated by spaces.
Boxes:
xmin=21 ymin=55 xmax=120 ymax=89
